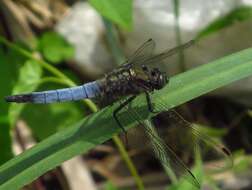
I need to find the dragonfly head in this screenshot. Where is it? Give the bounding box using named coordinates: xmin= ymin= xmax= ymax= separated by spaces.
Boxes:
xmin=149 ymin=68 xmax=169 ymax=90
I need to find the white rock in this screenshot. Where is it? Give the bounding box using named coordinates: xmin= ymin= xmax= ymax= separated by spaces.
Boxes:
xmin=56 ymin=2 xmax=112 ymax=79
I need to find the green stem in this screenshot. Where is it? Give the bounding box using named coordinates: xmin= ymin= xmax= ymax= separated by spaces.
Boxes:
xmin=103 ymin=18 xmax=125 ymax=65
xmin=0 ymin=36 xmax=70 ymax=82
xmin=112 ymin=135 xmax=145 ymax=190
xmin=39 ymin=77 xmax=71 ymax=86
xmin=173 ymin=0 xmax=186 ymax=72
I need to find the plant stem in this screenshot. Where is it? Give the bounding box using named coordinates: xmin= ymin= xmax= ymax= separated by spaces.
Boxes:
xmin=0 ymin=36 xmax=69 ymax=82
xmin=173 ymin=0 xmax=186 ymax=72
xmin=103 ymin=18 xmax=125 ymax=65
xmin=112 ymin=135 xmax=145 ymax=190
xmin=39 ymin=77 xmax=71 ymax=86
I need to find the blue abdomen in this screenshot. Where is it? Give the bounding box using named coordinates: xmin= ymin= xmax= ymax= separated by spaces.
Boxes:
xmin=5 ymin=81 xmax=101 ymax=104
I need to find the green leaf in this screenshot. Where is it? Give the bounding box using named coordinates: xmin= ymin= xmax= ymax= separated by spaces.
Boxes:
xmin=0 ymin=48 xmax=13 ymax=165
xmin=197 ymin=6 xmax=252 ymax=39
xmin=21 ymin=102 xmax=84 ymax=140
xmin=38 ymin=32 xmax=75 ymax=64
xmin=0 ymin=45 xmax=28 ymax=164
xmin=1 ymin=46 xmax=252 ymax=189
xmin=0 ymin=124 xmax=12 ymax=166
xmin=89 ymin=0 xmax=133 ymax=30
xmin=9 ymin=60 xmax=42 ymax=126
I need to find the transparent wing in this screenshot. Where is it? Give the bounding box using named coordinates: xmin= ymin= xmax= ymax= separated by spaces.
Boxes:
xmin=143 ymin=40 xmax=195 ymax=67
xmin=117 ymin=98 xmax=201 ymax=188
xmin=124 ymin=39 xmax=155 ymax=65
xmin=153 ymin=99 xmax=233 ymax=173
xmin=142 ymin=119 xmax=201 ymax=188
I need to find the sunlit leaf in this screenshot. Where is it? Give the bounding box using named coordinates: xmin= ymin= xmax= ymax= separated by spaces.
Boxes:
xmin=0 ymin=46 xmax=27 ymax=164
xmin=8 ymin=60 xmax=42 ymax=126
xmin=38 ymin=32 xmax=74 ymax=64
xmin=21 ymin=102 xmax=84 ymax=140
xmin=89 ymin=0 xmax=133 ymax=30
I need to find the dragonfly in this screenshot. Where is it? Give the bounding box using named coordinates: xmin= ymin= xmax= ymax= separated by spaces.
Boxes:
xmin=5 ymin=39 xmax=232 ymax=188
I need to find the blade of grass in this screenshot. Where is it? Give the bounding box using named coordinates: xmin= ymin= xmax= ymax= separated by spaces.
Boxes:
xmin=1 ymin=45 xmax=252 ymax=189
xmin=112 ymin=136 xmax=144 ymax=189
xmin=89 ymin=0 xmax=133 ymax=30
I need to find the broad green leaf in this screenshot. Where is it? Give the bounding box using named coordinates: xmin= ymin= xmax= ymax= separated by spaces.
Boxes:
xmin=9 ymin=60 xmax=42 ymax=126
xmin=0 ymin=47 xmax=13 ymax=165
xmin=1 ymin=46 xmax=252 ymax=189
xmin=0 ymin=45 xmax=27 ymax=164
xmin=38 ymin=32 xmax=74 ymax=64
xmin=197 ymin=6 xmax=252 ymax=39
xmin=0 ymin=124 xmax=12 ymax=166
xmin=89 ymin=0 xmax=133 ymax=30
xmin=21 ymin=102 xmax=84 ymax=140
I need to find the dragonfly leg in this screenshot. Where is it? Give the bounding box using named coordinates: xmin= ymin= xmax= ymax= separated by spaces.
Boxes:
xmin=145 ymin=92 xmax=158 ymax=113
xmin=113 ymin=96 xmax=136 ymax=145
